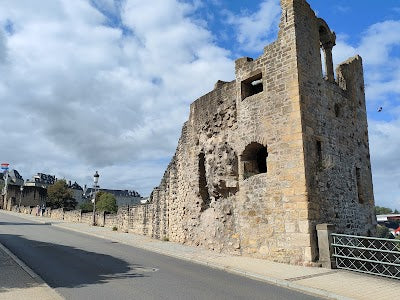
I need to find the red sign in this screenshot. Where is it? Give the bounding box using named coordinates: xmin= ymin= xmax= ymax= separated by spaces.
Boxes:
xmin=1 ymin=163 xmax=9 ymax=170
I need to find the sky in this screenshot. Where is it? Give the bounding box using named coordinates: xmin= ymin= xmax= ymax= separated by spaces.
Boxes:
xmin=0 ymin=0 xmax=399 ymax=209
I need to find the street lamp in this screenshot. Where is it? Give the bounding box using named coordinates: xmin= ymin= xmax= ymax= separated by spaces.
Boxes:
xmin=18 ymin=185 xmax=24 ymax=212
xmin=1 ymin=163 xmax=10 ymax=209
xmin=92 ymin=171 xmax=99 ymax=226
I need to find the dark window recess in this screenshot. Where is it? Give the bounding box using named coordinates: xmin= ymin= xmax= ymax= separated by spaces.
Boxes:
xmin=256 ymin=147 xmax=268 ymax=173
xmin=242 ymin=142 xmax=268 ymax=179
xmin=241 ymin=73 xmax=263 ymax=100
xmin=316 ymin=140 xmax=322 ymax=166
xmin=198 ymin=153 xmax=210 ymax=211
xmin=334 ymin=103 xmax=341 ymax=117
xmin=356 ymin=167 xmax=364 ymax=204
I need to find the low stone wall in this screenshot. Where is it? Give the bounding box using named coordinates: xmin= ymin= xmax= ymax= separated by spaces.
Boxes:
xmin=81 ymin=212 xmax=92 ymax=224
xmin=5 ymin=205 xmax=157 ymax=236
xmin=128 ymin=204 xmax=154 ymax=236
xmin=64 ymin=210 xmax=81 ymax=223
xmin=95 ymin=212 xmax=105 ymax=227
xmin=104 ymin=213 xmax=118 ymax=228
xmin=50 ymin=208 xmax=64 ymax=220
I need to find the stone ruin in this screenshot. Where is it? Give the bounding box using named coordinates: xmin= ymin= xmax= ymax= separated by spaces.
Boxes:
xmin=128 ymin=0 xmax=376 ymax=265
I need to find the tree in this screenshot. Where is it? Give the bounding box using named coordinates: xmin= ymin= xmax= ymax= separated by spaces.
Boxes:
xmin=79 ymin=201 xmax=93 ymax=212
xmin=96 ymin=192 xmax=117 ymax=213
xmin=47 ymin=179 xmax=77 ymax=210
xmin=375 ymin=206 xmax=394 ymax=215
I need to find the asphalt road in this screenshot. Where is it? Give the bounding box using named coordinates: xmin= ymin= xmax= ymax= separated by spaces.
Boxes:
xmin=0 ymin=212 xmax=322 ymax=300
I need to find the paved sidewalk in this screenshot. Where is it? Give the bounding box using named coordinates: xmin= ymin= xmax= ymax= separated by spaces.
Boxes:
xmin=0 ymin=241 xmax=63 ymax=300
xmin=3 ymin=210 xmax=400 ymax=300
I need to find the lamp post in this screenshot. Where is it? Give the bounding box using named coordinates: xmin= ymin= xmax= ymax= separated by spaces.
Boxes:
xmin=1 ymin=163 xmax=10 ymax=209
xmin=92 ymin=171 xmax=99 ymax=226
xmin=18 ymin=185 xmax=24 ymax=212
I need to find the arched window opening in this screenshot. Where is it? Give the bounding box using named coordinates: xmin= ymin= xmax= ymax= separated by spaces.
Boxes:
xmin=242 ymin=142 xmax=268 ymax=179
xmin=318 ymin=20 xmax=336 ymax=83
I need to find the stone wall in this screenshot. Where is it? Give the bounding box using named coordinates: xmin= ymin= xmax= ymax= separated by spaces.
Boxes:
xmin=118 ymin=0 xmax=376 ymax=265
xmin=81 ymin=212 xmax=92 ymax=224
xmin=50 ymin=208 xmax=65 ymax=220
xmin=290 ymin=1 xmax=376 ymax=260
xmin=104 ymin=213 xmax=118 ymax=228
xmin=64 ymin=210 xmax=81 ymax=223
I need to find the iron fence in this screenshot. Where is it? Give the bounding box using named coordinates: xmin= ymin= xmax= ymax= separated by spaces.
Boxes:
xmin=331 ymin=233 xmax=400 ymax=279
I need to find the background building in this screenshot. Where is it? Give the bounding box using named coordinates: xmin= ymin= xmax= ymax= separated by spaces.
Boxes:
xmin=83 ymin=186 xmax=142 ymax=206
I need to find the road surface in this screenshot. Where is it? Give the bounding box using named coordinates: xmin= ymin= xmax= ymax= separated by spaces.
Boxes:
xmin=0 ymin=211 xmax=322 ymax=300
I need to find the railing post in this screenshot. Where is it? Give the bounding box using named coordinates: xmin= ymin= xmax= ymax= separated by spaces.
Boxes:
xmin=316 ymin=223 xmax=336 ymax=269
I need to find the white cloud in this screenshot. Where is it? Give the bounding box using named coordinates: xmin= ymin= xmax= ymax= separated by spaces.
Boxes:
xmin=225 ymin=0 xmax=281 ymax=52
xmin=0 ymin=0 xmax=233 ymax=195
xmin=332 ymin=35 xmax=357 ymax=67
xmin=358 ymin=21 xmax=400 ymax=65
xmin=369 ymin=119 xmax=400 ymax=209
xmin=334 ymin=5 xmax=350 ymax=14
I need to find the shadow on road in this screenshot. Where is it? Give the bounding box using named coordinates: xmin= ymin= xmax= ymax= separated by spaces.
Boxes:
xmin=0 ymin=234 xmax=146 ymax=290
xmin=0 ymin=221 xmax=47 ymax=226
xmin=0 ymin=247 xmax=43 ymax=293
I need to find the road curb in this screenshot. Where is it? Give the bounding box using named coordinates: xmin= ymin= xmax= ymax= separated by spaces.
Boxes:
xmin=0 ymin=242 xmax=38 ymax=278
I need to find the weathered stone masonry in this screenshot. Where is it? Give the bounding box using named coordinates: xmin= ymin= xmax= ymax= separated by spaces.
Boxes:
xmin=127 ymin=0 xmax=376 ymax=265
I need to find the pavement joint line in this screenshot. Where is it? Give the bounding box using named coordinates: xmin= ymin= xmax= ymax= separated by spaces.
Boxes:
xmin=1 ymin=211 xmax=358 ymax=300
xmin=286 ymin=270 xmax=339 ymax=282
xmin=0 ymin=242 xmax=38 ymax=279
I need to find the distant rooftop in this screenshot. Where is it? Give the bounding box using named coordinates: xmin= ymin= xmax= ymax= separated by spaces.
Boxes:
xmin=376 ymin=214 xmax=400 ymax=222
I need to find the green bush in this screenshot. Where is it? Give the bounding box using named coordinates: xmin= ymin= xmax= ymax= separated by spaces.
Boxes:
xmin=96 ymin=192 xmax=118 ymax=213
xmin=79 ymin=201 xmax=93 ymax=212
xmin=375 ymin=225 xmax=394 ymax=239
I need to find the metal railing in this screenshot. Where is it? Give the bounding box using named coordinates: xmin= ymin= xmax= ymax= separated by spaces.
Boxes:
xmin=331 ymin=233 xmax=400 ymax=279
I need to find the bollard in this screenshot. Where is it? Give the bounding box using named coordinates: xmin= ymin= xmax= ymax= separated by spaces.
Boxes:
xmin=316 ymin=223 xmax=336 ymax=269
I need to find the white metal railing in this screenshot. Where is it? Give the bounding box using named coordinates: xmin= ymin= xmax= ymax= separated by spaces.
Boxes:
xmin=331 ymin=233 xmax=400 ymax=279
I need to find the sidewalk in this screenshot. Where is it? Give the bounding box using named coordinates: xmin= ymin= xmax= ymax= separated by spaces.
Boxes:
xmin=0 ymin=241 xmax=63 ymax=300
xmin=3 ymin=210 xmax=400 ymax=300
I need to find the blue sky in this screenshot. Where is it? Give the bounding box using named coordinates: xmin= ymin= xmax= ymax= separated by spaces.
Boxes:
xmin=0 ymin=0 xmax=399 ymax=210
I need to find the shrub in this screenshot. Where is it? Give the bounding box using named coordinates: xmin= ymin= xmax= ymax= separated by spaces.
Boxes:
xmin=376 ymin=225 xmax=394 ymax=239
xmin=96 ymin=192 xmax=118 ymax=213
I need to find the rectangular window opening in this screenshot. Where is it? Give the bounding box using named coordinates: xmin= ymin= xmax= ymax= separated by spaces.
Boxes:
xmin=241 ymin=73 xmax=263 ymax=100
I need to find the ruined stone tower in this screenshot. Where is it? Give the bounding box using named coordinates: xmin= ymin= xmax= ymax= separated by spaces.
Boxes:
xmin=130 ymin=0 xmax=376 ymax=265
